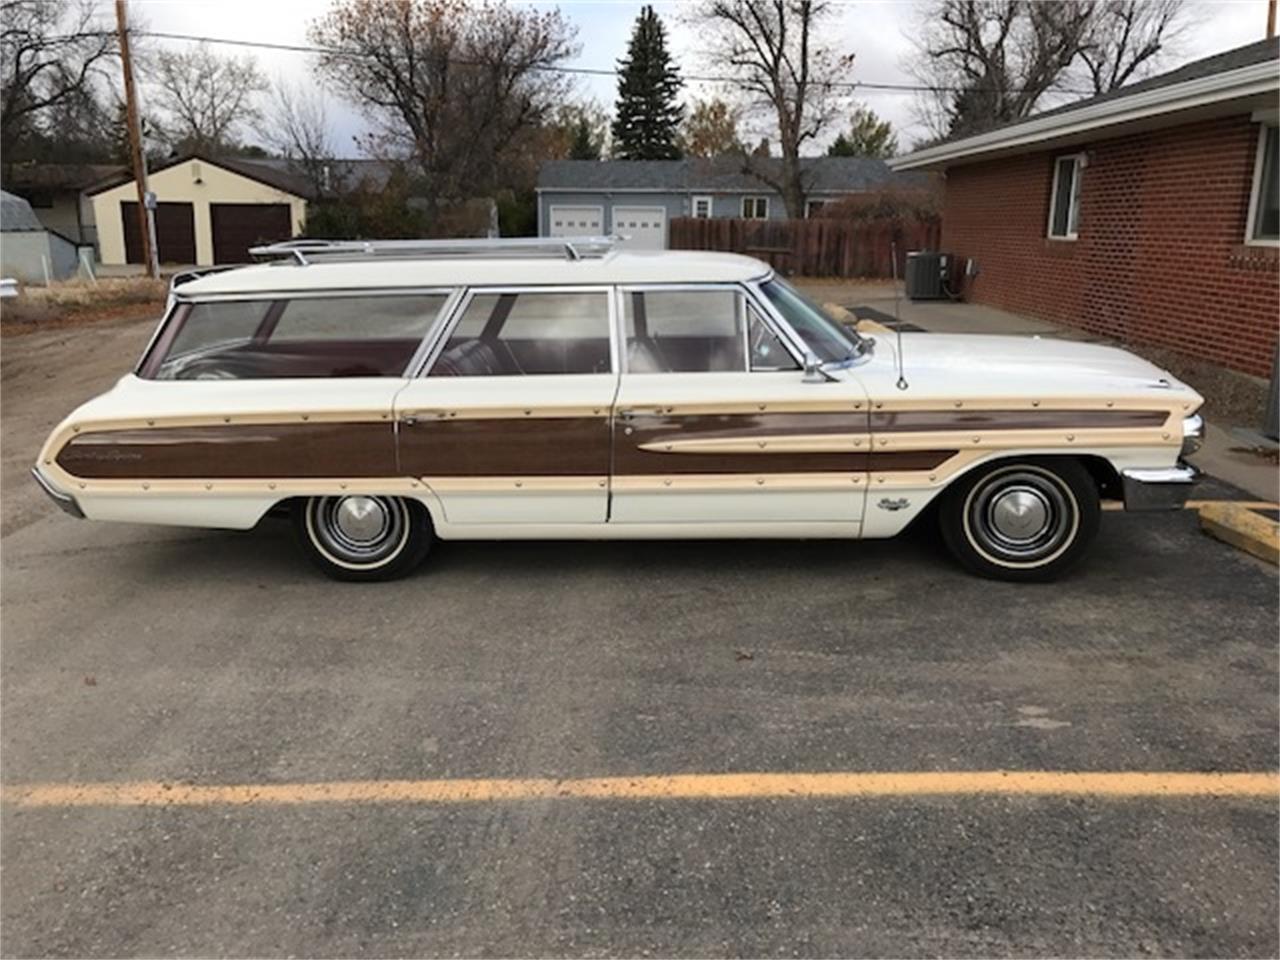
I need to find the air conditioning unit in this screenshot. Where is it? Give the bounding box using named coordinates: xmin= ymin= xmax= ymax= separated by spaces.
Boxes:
xmin=905 ymin=251 xmax=951 ymax=301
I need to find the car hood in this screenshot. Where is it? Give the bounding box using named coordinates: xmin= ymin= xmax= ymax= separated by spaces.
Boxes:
xmin=878 ymin=333 xmax=1195 ymax=393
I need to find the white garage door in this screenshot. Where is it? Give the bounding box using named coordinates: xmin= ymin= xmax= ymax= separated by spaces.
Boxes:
xmin=611 ymin=206 xmax=667 ymax=249
xmin=547 ymin=205 xmax=603 ymax=237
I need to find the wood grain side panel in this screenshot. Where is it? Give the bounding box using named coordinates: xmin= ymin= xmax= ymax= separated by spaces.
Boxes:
xmin=398 ymin=417 xmax=610 ymax=477
xmin=869 ymin=409 xmax=1169 ymax=432
xmin=616 ymin=411 xmax=871 ymax=475
xmin=56 ymin=423 xmax=397 ymax=479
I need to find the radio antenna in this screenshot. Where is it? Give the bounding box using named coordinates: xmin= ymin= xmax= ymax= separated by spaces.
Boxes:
xmin=891 ymin=242 xmax=909 ymax=390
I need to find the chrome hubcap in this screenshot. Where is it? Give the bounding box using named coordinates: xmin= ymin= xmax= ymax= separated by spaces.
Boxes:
xmin=334 ymin=496 xmax=388 ymax=544
xmin=989 ymin=487 xmax=1050 ymax=543
xmin=965 ymin=468 xmax=1078 ymax=566
xmin=307 ymin=495 xmax=408 ymax=567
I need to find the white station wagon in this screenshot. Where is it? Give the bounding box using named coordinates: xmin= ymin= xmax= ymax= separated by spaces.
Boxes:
xmin=33 ymin=237 xmax=1204 ymax=582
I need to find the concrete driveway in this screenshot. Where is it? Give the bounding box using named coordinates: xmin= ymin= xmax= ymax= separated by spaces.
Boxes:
xmin=1 ymin=316 xmax=1277 ymax=958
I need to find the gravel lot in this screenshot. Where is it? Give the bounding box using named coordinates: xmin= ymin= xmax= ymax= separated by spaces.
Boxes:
xmin=2 ymin=315 xmax=1277 ymax=958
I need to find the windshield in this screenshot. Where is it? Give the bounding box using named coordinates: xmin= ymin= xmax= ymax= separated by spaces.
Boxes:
xmin=759 ymin=278 xmax=861 ymax=364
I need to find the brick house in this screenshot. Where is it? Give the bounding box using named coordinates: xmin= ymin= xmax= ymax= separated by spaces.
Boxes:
xmin=891 ymin=38 xmax=1279 ymax=381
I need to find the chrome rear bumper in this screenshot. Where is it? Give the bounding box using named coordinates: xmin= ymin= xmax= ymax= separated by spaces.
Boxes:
xmin=1121 ymin=463 xmax=1200 ymax=511
xmin=31 ymin=467 xmax=84 ymax=519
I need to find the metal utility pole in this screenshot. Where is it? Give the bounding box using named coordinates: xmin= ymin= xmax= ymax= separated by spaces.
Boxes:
xmin=115 ymin=0 xmax=157 ymax=278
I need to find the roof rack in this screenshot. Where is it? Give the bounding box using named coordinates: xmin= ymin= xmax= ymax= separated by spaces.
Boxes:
xmin=248 ymin=236 xmax=619 ymax=266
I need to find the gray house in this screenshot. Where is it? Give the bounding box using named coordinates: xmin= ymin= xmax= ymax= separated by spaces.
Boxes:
xmin=536 ymin=156 xmax=920 ymax=249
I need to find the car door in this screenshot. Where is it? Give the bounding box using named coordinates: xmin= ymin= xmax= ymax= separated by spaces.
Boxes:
xmin=394 ymin=286 xmax=618 ymax=525
xmin=610 ymin=285 xmax=869 ymax=525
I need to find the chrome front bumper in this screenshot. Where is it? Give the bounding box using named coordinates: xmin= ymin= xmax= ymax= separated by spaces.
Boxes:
xmin=31 ymin=467 xmax=84 ymax=519
xmin=1121 ymin=463 xmax=1200 ymax=511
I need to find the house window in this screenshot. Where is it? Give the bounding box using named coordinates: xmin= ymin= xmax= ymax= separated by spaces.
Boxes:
xmin=805 ymin=199 xmax=828 ymax=218
xmin=1247 ymin=124 xmax=1279 ymax=243
xmin=692 ymin=196 xmax=713 ymax=219
xmin=741 ymin=196 xmax=769 ymax=219
xmin=1048 ymin=154 xmax=1083 ymax=239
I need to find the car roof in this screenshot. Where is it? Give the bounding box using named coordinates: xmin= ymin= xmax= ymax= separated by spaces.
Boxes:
xmin=176 ymin=250 xmax=773 ymax=297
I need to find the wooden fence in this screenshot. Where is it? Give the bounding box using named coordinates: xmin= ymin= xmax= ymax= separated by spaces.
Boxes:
xmin=668 ymin=217 xmax=941 ymax=279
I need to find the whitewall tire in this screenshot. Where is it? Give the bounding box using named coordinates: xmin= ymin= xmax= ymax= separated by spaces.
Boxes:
xmin=938 ymin=459 xmax=1100 ymax=582
xmin=292 ymin=495 xmax=432 ymax=581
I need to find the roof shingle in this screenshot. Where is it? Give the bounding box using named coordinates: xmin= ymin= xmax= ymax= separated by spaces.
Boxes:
xmin=538 ymin=155 xmax=924 ymax=192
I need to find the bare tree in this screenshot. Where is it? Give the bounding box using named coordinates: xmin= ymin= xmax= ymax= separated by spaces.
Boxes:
xmin=147 ymin=43 xmax=267 ymax=154
xmin=691 ymin=1 xmax=853 ymax=216
xmin=910 ymin=0 xmax=1189 ymax=142
xmin=309 ymin=0 xmax=578 ymax=214
xmin=0 ymin=0 xmax=116 ymax=157
xmin=266 ymin=80 xmax=336 ymax=197
xmin=1078 ymin=0 xmax=1188 ymax=94
xmin=912 ymin=1 xmax=1092 ymax=140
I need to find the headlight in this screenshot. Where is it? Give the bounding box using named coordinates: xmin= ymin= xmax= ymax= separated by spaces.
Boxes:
xmin=1181 ymin=413 xmax=1204 ymax=456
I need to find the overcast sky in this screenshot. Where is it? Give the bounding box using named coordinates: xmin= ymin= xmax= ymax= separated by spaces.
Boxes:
xmin=130 ymin=0 xmax=1274 ymax=157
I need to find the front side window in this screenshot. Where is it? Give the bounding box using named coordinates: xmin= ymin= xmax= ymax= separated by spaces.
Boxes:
xmin=146 ymin=295 xmax=447 ymax=380
xmin=758 ymin=278 xmax=860 ymax=364
xmin=1249 ymin=124 xmax=1279 ymax=242
xmin=430 ymin=291 xmax=611 ymax=376
xmin=748 ymin=306 xmax=799 ymax=371
xmin=623 ymin=288 xmax=795 ymax=373
xmin=1048 ymin=155 xmax=1082 ymax=239
xmin=742 ymin=196 xmax=769 ymax=219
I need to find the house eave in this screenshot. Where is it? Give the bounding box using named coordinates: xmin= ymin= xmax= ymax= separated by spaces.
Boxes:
xmin=890 ymin=59 xmax=1280 ymax=172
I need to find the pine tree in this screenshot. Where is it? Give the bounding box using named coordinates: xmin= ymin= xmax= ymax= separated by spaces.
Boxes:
xmin=568 ymin=117 xmax=601 ymax=160
xmin=611 ymin=6 xmax=683 ymax=160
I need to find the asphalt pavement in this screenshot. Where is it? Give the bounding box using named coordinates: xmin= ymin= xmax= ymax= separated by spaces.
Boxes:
xmin=1 ymin=317 xmax=1277 ymax=958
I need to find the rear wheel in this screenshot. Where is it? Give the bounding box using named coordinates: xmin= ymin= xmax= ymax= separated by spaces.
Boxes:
xmin=292 ymin=495 xmax=432 ymax=581
xmin=938 ymin=459 xmax=1100 ymax=582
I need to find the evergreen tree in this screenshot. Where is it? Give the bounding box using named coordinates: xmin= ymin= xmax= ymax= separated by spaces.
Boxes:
xmin=611 ymin=6 xmax=683 ymax=160
xmin=568 ymin=116 xmax=601 ymax=160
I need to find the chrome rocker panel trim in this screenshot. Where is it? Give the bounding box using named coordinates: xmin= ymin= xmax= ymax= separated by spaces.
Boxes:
xmin=1121 ymin=463 xmax=1200 ymax=511
xmin=31 ymin=467 xmax=84 ymax=519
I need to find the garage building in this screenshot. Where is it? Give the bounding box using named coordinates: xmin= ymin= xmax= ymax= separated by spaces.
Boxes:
xmin=87 ymin=155 xmax=309 ymax=267
xmin=536 ymin=156 xmax=918 ymax=249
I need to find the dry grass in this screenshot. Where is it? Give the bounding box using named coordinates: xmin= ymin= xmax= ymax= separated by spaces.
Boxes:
xmin=1 ymin=276 xmax=167 ymax=333
xmin=18 ymin=276 xmax=167 ymax=308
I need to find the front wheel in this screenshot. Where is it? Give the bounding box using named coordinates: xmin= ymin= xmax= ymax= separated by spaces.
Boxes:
xmin=938 ymin=459 xmax=1100 ymax=582
xmin=292 ymin=495 xmax=433 ymax=581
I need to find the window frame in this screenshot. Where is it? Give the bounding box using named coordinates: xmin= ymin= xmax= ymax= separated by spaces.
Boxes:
xmin=692 ymin=195 xmax=713 ymax=219
xmin=614 ymin=282 xmax=804 ymax=375
xmin=741 ymin=196 xmax=770 ymax=220
xmin=1047 ymin=153 xmax=1084 ymax=241
xmin=140 ymin=287 xmax=462 ymax=380
xmin=804 ymin=199 xmax=828 ymax=219
xmin=415 ymin=284 xmax=620 ymax=378
xmin=1245 ymin=122 xmax=1279 ymax=246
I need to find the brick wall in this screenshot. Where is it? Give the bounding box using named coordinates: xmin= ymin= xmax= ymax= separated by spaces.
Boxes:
xmin=941 ymin=115 xmax=1279 ymax=379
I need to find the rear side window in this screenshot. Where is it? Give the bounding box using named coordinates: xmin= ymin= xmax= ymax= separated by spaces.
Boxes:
xmin=430 ymin=291 xmax=611 ymax=376
xmin=158 ymin=300 xmax=268 ymax=363
xmin=146 ymin=295 xmax=447 ymax=380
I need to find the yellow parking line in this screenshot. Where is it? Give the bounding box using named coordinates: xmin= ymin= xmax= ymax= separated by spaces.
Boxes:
xmin=2 ymin=771 xmax=1276 ymax=808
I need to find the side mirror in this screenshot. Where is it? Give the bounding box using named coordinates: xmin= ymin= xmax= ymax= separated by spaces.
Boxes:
xmin=802 ymin=352 xmax=827 ymax=383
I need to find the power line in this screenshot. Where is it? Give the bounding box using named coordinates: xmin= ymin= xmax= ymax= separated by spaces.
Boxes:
xmin=123 ymin=28 xmax=1100 ymax=98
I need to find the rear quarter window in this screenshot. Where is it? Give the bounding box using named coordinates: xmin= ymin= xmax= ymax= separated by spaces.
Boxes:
xmin=144 ymin=294 xmax=449 ymax=380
